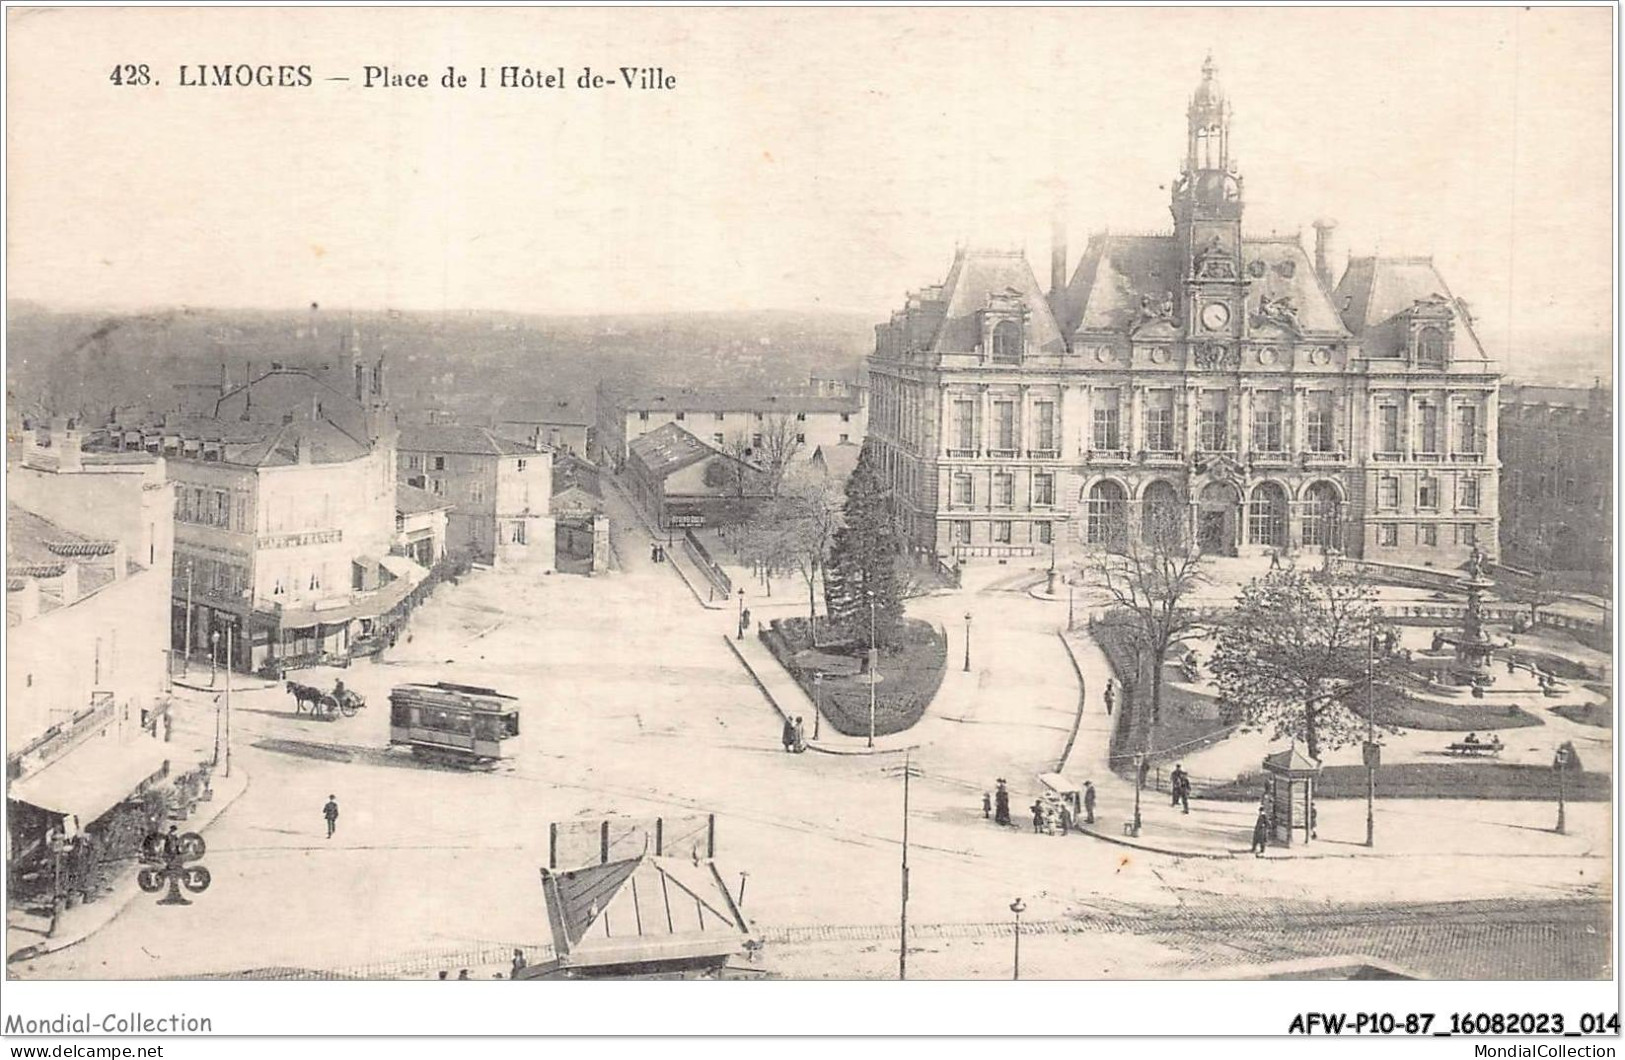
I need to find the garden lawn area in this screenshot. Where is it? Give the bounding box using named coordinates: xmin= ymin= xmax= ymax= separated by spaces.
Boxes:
xmin=1091 ymin=616 xmax=1234 ymax=772
xmin=760 ymin=616 xmax=946 ymax=737
xmin=1355 ymin=683 xmax=1544 ymax=731
xmin=1201 ymin=762 xmax=1610 ymax=802
xmin=1552 ymin=701 xmax=1613 ymax=729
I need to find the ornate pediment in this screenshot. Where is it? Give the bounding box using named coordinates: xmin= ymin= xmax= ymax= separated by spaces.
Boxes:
xmin=1250 ymin=294 xmax=1302 ymax=335
xmin=1194 ymin=236 xmax=1238 ymax=280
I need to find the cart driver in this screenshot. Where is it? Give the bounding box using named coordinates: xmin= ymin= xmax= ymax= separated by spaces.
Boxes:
xmin=333 ymin=678 xmax=347 ymax=701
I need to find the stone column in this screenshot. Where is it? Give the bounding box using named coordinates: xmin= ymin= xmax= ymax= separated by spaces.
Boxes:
xmin=1128 ymin=384 xmax=1143 ymax=456
xmin=1292 ymin=385 xmax=1307 ymax=454
xmin=1239 ymin=386 xmax=1254 ymax=458
xmin=1079 ymin=385 xmax=1093 ymax=457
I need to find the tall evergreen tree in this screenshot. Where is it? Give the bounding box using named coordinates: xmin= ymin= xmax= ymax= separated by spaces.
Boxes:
xmin=823 ymin=441 xmax=905 ymax=648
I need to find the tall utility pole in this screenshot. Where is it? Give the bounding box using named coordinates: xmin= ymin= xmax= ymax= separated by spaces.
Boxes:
xmin=891 ymin=754 xmax=922 ymax=980
xmin=867 ymin=590 xmax=877 ymax=749
xmin=223 ymin=625 xmax=233 ymax=778
xmin=1365 ymin=630 xmax=1376 ymax=847
xmin=184 ymin=562 xmax=194 ymax=674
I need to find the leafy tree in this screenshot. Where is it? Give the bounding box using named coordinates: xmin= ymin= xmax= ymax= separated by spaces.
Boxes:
xmin=1209 ymin=567 xmax=1395 ymax=761
xmin=823 ymin=441 xmax=904 ymax=648
xmin=1086 ymin=506 xmax=1206 ymax=725
xmin=1504 ymin=535 xmax=1564 ymax=625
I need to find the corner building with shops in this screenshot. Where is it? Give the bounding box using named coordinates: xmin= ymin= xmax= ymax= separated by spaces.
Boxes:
xmin=867 ymin=57 xmax=1500 ymax=567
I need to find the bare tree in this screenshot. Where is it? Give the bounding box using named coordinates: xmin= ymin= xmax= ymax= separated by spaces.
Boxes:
xmin=747 ymin=464 xmax=845 ymax=639
xmin=1086 ymin=510 xmax=1207 ymax=724
xmin=755 ymin=413 xmax=805 ymax=496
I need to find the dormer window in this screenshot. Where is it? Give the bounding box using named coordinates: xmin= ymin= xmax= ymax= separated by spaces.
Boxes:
xmin=991 ymin=320 xmax=1023 ymax=365
xmin=1416 ymin=326 xmax=1447 ymax=365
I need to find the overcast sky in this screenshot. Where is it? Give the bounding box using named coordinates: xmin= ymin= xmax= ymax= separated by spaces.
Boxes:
xmin=7 ymin=7 xmax=1613 ymax=359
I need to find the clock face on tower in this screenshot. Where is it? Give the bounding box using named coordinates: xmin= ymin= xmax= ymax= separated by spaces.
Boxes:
xmin=1200 ymin=302 xmax=1231 ymax=332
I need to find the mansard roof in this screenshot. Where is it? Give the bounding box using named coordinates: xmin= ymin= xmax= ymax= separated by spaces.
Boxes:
xmin=1056 ymin=233 xmax=1350 ymax=339
xmin=1333 ymin=257 xmax=1488 ymax=360
xmin=925 ymin=248 xmax=1067 ymax=355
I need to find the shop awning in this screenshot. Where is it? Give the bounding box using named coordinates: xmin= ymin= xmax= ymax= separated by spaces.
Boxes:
xmin=379 ymin=554 xmax=428 ymax=586
xmin=8 ymin=734 xmax=170 ymax=829
xmin=275 ymin=575 xmax=417 ymax=629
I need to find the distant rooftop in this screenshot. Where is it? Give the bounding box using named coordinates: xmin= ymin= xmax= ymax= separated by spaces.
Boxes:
xmin=608 ymin=387 xmax=861 ymax=415
xmin=397 ymin=423 xmax=543 ymax=457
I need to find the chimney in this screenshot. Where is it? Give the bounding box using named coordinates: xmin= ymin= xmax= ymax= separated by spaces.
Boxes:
xmin=1050 ymin=201 xmax=1068 ymax=297
xmin=1312 ymin=219 xmax=1339 ymax=288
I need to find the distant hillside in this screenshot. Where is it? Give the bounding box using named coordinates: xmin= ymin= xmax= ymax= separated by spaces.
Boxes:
xmin=5 ymin=305 xmax=876 ymax=425
xmin=1499 ymin=327 xmax=1613 ymax=388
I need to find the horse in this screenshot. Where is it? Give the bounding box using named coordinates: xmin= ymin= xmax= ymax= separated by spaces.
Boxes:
xmin=285 ymin=681 xmax=326 ymax=715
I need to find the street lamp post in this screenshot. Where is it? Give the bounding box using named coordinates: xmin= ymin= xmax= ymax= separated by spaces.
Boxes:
xmin=1132 ymin=753 xmax=1145 ymax=837
xmin=1067 ymin=579 xmax=1075 ymax=632
xmin=1009 ymin=897 xmax=1026 ymax=980
xmin=867 ymin=590 xmax=877 ymax=749
xmin=812 ymin=671 xmax=823 ymax=741
xmin=184 ymin=561 xmax=194 ymax=676
xmin=1555 ymin=746 xmax=1568 ymax=834
xmin=736 ymin=587 xmax=746 ymax=641
xmin=209 ymin=624 xmax=218 ymax=687
xmin=963 ymin=612 xmax=972 ymax=673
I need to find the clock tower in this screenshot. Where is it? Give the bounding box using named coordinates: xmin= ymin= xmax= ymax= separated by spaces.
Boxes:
xmin=1171 ymin=54 xmax=1246 ymax=360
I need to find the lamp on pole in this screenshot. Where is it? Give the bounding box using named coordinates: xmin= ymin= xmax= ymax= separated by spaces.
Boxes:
xmin=184 ymin=561 xmax=194 ymax=676
xmin=223 ymin=625 xmax=233 ymax=779
xmin=209 ymin=624 xmax=218 ymax=687
xmin=812 ymin=670 xmax=823 ymax=741
xmin=1554 ymin=746 xmax=1568 ymax=834
xmin=1067 ymin=579 xmax=1075 ymax=632
xmin=1009 ymin=897 xmax=1026 ymax=980
xmin=1132 ymin=752 xmax=1145 ymax=837
xmin=736 ymin=587 xmax=746 ymax=641
xmin=963 ymin=612 xmax=972 ymax=673
xmin=867 ymin=589 xmax=877 ymax=749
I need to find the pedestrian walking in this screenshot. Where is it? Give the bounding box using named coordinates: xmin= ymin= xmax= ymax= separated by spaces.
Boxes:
xmin=651 ymin=542 xmax=659 ymax=563
xmin=742 ymin=608 xmax=752 ymax=632
xmin=781 ymin=716 xmax=796 ymax=753
xmin=161 ymin=710 xmax=173 ymax=743
xmin=1269 ymin=547 xmax=1282 ymax=570
xmin=993 ymin=779 xmax=1011 ymax=826
xmin=1171 ymin=764 xmax=1191 ymax=814
xmin=793 ymin=716 xmax=806 ymax=753
xmin=1082 ymin=780 xmax=1096 ymax=824
xmin=1031 ymin=801 xmax=1044 ymax=834
xmin=323 ymin=794 xmax=339 ymax=839
xmin=982 ymin=792 xmax=992 ymax=819
xmin=511 ymin=949 xmax=527 ymax=979
xmin=1251 ymin=810 xmax=1270 ymax=856
xmin=1103 ymin=680 xmax=1114 ymax=715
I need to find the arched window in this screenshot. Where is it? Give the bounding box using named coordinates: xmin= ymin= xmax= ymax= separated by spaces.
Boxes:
xmin=991 ymin=320 xmax=1023 ymax=364
xmin=1301 ymin=481 xmax=1341 ymax=549
xmin=1141 ymin=481 xmax=1184 ymax=550
xmin=1086 ymin=481 xmax=1128 ymax=550
xmin=1416 ymin=326 xmax=1446 ymax=365
xmin=1247 ymin=483 xmax=1289 ymax=547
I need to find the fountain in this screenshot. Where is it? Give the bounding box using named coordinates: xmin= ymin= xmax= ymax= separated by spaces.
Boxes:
xmin=1448 ymin=547 xmax=1497 ymax=689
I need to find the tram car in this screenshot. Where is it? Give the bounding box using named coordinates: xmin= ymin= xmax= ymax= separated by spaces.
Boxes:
xmin=388 ymin=682 xmax=521 ymax=768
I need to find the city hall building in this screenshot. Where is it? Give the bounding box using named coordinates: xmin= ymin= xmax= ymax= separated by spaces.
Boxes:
xmin=866 ymin=57 xmax=1500 ymax=568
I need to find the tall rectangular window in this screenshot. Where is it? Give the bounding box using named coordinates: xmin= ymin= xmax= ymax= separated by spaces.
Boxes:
xmin=993 ymin=520 xmax=1012 ymax=544
xmin=1457 ymin=523 xmax=1477 ymax=546
xmin=1093 ymin=391 xmax=1121 ymax=450
xmin=1198 ymin=390 xmax=1228 ymax=451
xmin=1418 ymin=477 xmax=1438 ymax=509
xmin=954 ymin=521 xmax=972 ymax=545
xmin=1252 ymin=392 xmax=1282 ymax=451
xmin=1307 ymin=392 xmax=1335 ymax=452
xmin=1458 ymin=475 xmax=1480 ymax=510
xmin=1377 ymin=406 xmax=1400 ymax=453
xmin=993 ymin=472 xmax=1014 ymax=507
xmin=1034 ymin=401 xmax=1056 ymax=450
xmin=953 ymin=473 xmax=973 ymax=507
xmin=993 ymin=401 xmax=1016 ymax=450
xmin=1455 ymin=405 xmax=1480 ymax=454
xmin=1144 ymin=391 xmax=1175 ymax=451
xmin=1033 ymin=473 xmax=1055 ymax=507
xmin=955 ymin=399 xmax=976 ymax=451
xmin=1378 ymin=524 xmax=1398 ymax=547
xmin=1421 ymin=525 xmax=1438 ymax=547
xmin=1379 ymin=477 xmax=1400 ymax=509
xmin=1037 ymin=521 xmax=1053 ymax=545
xmin=1418 ymin=404 xmax=1440 ymax=454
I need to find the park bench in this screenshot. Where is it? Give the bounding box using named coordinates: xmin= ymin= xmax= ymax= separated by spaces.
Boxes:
xmin=1445 ymin=741 xmax=1502 ymax=757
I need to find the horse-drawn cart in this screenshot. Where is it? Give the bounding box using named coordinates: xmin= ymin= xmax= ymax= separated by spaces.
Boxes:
xmin=285 ymin=681 xmax=366 ymax=721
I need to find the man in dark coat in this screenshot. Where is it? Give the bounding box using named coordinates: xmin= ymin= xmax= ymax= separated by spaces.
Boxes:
xmin=1251 ymin=810 xmax=1270 ymax=855
xmin=993 ymin=779 xmax=1011 ymax=826
xmin=1082 ymin=780 xmax=1097 ymax=824
xmin=323 ymin=795 xmax=339 ymax=838
xmin=1103 ymin=680 xmax=1114 ymax=715
xmin=781 ymin=716 xmax=796 ymax=753
xmin=1171 ymin=764 xmax=1191 ymax=814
